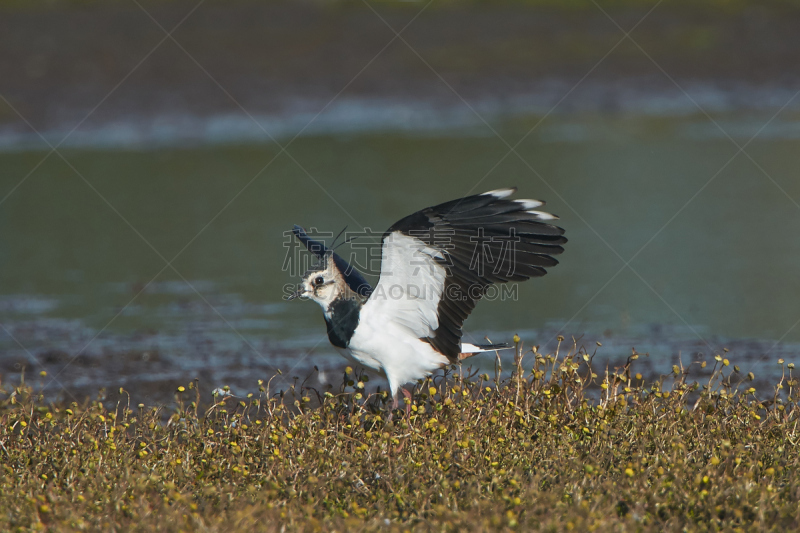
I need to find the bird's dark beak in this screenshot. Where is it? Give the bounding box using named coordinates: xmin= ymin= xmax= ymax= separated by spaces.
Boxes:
xmin=286 ymin=287 xmax=307 ymax=301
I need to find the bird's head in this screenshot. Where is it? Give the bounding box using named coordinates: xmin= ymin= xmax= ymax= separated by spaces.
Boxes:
xmin=287 ymin=224 xmax=373 ymax=308
xmin=287 ymin=253 xmax=347 ymax=308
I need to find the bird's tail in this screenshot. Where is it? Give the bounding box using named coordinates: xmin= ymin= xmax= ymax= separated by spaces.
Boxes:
xmin=460 ymin=342 xmax=512 ymax=353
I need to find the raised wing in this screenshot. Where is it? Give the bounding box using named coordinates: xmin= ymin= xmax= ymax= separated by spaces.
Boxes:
xmin=367 ymin=188 xmax=566 ymax=360
xmin=292 ymin=225 xmax=373 ymax=297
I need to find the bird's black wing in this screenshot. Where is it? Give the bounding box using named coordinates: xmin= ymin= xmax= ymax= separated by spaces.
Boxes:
xmin=369 ymin=188 xmax=566 ymax=360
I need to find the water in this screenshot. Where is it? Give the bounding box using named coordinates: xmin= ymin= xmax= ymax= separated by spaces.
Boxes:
xmin=2 ymin=111 xmax=800 ymax=400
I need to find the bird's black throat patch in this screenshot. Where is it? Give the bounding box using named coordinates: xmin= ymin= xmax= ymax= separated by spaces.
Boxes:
xmin=324 ymin=297 xmax=362 ymax=348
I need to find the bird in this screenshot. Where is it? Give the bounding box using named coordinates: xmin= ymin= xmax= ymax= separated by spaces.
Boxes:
xmin=287 ymin=187 xmax=566 ymax=409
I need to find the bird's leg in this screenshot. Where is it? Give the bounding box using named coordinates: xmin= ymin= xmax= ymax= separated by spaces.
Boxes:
xmin=400 ymin=388 xmax=413 ymax=416
xmin=389 ymin=388 xmax=413 ymax=419
xmin=387 ymin=392 xmax=399 ymax=422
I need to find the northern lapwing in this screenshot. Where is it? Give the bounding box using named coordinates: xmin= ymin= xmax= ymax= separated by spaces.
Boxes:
xmin=287 ymin=188 xmax=566 ymax=408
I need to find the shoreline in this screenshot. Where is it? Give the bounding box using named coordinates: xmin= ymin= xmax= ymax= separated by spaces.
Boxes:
xmin=1 ymin=312 xmax=792 ymax=406
xmin=3 ymin=1 xmax=800 ymax=150
xmin=4 ymin=83 xmax=800 ymax=151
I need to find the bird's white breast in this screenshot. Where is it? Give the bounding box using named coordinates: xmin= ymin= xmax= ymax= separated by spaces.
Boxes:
xmin=345 ymin=302 xmax=450 ymax=393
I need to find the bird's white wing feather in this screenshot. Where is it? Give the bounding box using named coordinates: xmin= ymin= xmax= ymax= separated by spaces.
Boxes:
xmin=362 ymin=231 xmax=447 ymax=339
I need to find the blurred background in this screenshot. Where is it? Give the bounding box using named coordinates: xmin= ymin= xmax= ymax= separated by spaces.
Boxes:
xmin=2 ymin=0 xmax=800 ymax=403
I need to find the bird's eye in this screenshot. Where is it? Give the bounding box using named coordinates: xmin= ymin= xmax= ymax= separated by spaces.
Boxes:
xmin=314 ymin=276 xmax=324 ymax=286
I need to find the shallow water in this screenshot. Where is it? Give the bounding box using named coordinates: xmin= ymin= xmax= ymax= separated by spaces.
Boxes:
xmin=2 ymin=112 xmax=800 ymax=399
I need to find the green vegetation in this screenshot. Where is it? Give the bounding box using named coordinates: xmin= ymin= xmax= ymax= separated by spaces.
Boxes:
xmin=2 ymin=340 xmax=799 ymax=531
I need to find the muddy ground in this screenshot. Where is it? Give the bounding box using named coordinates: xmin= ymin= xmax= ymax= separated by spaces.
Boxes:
xmin=0 ymin=313 xmax=792 ymax=409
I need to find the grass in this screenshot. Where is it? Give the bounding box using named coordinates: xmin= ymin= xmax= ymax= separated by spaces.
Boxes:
xmin=2 ymin=338 xmax=800 ymax=531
